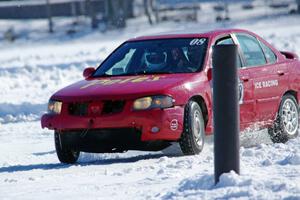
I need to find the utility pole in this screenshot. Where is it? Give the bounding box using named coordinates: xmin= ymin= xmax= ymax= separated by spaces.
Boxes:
xmin=46 ymin=0 xmax=53 ymax=33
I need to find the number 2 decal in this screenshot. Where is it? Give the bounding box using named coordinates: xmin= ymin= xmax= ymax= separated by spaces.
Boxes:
xmin=238 ymin=78 xmax=244 ymax=104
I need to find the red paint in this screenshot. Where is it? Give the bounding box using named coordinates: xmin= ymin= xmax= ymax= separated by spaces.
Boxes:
xmin=41 ymin=29 xmax=300 ymax=142
xmin=83 ymin=67 xmax=95 ymax=79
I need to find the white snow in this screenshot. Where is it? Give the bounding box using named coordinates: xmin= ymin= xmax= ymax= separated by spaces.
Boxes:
xmin=0 ymin=4 xmax=300 ymax=200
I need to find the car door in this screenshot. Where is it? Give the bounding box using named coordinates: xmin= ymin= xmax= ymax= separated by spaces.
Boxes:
xmin=215 ymin=36 xmax=255 ymax=125
xmin=235 ymin=33 xmax=288 ymax=123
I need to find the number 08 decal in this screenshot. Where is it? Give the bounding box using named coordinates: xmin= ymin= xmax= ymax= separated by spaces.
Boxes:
xmin=189 ymin=38 xmax=206 ymax=46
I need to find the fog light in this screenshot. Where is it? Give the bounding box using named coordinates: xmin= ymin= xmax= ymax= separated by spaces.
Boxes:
xmin=151 ymin=126 xmax=160 ymax=133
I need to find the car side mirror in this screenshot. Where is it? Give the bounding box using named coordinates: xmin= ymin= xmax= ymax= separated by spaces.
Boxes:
xmin=207 ymin=68 xmax=212 ymax=81
xmin=83 ymin=67 xmax=95 ymax=79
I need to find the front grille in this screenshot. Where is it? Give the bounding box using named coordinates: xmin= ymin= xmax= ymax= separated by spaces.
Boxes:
xmin=68 ymin=100 xmax=125 ymax=116
xmin=102 ymin=100 xmax=125 ymax=115
xmin=68 ymin=102 xmax=88 ymax=116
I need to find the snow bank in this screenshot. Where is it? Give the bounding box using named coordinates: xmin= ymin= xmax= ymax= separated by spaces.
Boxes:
xmin=0 ymin=102 xmax=45 ymax=123
xmin=0 ymin=42 xmax=112 ymax=123
xmin=159 ymin=137 xmax=300 ymax=200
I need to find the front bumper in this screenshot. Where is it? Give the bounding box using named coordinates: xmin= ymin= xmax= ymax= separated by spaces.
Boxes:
xmin=41 ymin=103 xmax=184 ymax=141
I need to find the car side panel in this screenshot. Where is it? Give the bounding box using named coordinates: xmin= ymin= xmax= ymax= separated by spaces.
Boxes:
xmin=170 ymin=73 xmax=213 ymax=135
xmin=250 ymin=62 xmax=289 ymax=123
xmin=239 ymin=68 xmax=256 ymax=124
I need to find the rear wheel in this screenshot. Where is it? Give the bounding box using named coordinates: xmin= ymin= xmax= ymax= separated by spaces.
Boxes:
xmin=268 ymin=94 xmax=299 ymax=143
xmin=55 ymin=131 xmax=80 ymax=164
xmin=179 ymin=101 xmax=205 ymax=155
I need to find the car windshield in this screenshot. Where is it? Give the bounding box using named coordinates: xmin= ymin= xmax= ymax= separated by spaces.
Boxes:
xmin=93 ymin=38 xmax=208 ymax=77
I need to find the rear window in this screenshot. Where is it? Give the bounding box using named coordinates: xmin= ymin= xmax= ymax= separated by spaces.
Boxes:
xmin=93 ymin=38 xmax=208 ymax=77
xmin=260 ymin=41 xmax=277 ymax=64
xmin=236 ymin=34 xmax=267 ymax=67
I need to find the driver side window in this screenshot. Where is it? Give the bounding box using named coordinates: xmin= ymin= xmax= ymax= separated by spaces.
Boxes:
xmin=216 ymin=37 xmax=234 ymax=45
xmin=216 ymin=37 xmax=242 ymax=68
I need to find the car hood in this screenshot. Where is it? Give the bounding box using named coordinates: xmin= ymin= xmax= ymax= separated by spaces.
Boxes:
xmin=52 ymin=74 xmax=193 ymax=101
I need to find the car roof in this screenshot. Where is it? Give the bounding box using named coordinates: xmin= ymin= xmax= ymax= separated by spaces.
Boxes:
xmin=128 ymin=28 xmax=254 ymax=42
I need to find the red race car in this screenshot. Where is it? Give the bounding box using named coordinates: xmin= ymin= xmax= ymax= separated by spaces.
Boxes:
xmin=41 ymin=29 xmax=300 ymax=163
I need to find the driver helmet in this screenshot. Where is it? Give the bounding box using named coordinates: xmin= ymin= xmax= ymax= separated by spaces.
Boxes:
xmin=144 ymin=50 xmax=167 ymax=71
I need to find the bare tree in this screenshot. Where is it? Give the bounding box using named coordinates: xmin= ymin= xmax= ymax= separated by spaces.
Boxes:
xmin=86 ymin=0 xmax=97 ymax=29
xmin=144 ymin=0 xmax=153 ymax=25
xmin=46 ymin=0 xmax=53 ymax=33
xmin=107 ymin=0 xmax=126 ymax=28
xmin=125 ymin=0 xmax=134 ymax=18
xmin=71 ymin=1 xmax=78 ymax=24
xmin=84 ymin=0 xmax=132 ymax=30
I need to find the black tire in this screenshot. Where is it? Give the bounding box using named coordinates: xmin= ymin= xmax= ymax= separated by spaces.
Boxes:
xmin=55 ymin=131 xmax=80 ymax=164
xmin=268 ymin=94 xmax=299 ymax=143
xmin=179 ymin=101 xmax=205 ymax=155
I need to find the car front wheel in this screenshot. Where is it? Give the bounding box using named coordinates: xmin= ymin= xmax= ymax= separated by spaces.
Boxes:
xmin=55 ymin=131 xmax=80 ymax=164
xmin=268 ymin=94 xmax=299 ymax=143
xmin=179 ymin=101 xmax=205 ymax=155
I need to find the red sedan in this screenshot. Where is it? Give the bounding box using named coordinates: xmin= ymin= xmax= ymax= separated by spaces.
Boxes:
xmin=41 ymin=29 xmax=300 ymax=163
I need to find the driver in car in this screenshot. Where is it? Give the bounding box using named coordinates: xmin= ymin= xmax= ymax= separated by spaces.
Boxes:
xmin=171 ymin=48 xmax=188 ymax=69
xmin=144 ymin=50 xmax=167 ymax=72
xmin=187 ymin=46 xmax=202 ymax=71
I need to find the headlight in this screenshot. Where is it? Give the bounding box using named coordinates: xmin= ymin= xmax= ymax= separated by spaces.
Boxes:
xmin=48 ymin=100 xmax=62 ymax=114
xmin=133 ymin=96 xmax=174 ymax=110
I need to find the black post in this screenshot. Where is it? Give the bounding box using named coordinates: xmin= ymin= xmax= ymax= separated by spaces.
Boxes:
xmin=212 ymin=44 xmax=240 ymax=184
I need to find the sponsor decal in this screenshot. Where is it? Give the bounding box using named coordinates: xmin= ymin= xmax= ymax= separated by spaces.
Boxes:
xmin=254 ymin=80 xmax=278 ymax=89
xmin=211 ymin=78 xmax=243 ymax=104
xmin=170 ymin=119 xmax=178 ymax=131
xmin=81 ymin=76 xmax=163 ymax=89
xmin=238 ymin=78 xmax=244 ymax=104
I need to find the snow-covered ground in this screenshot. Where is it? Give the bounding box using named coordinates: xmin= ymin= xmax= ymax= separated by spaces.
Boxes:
xmin=0 ymin=5 xmax=300 ymax=199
